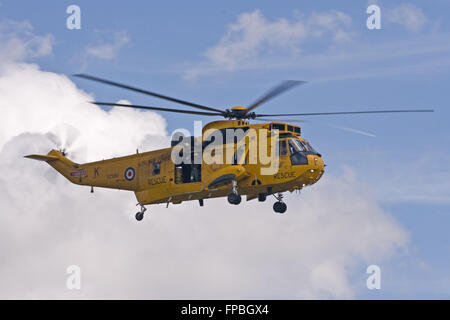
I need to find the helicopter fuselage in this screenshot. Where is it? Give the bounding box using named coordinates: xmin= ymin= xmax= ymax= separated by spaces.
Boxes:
xmin=27 ymin=120 xmax=325 ymax=207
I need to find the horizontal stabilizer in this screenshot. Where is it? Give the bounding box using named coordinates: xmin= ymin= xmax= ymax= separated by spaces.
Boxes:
xmin=24 ymin=154 xmax=59 ymax=162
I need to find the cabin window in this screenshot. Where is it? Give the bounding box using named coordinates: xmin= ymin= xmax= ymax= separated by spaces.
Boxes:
xmin=287 ymin=125 xmax=293 ymax=132
xmin=175 ymin=164 xmax=201 ymax=183
xmin=174 ymin=151 xmax=201 ymax=184
xmin=152 ymin=161 xmax=161 ymax=175
xmin=279 ymin=140 xmax=287 ymax=156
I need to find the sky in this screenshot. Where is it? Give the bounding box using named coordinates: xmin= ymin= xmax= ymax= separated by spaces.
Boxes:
xmin=0 ymin=0 xmax=449 ymax=299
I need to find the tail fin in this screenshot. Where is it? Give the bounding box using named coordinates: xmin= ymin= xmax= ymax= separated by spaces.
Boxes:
xmin=25 ymin=149 xmax=84 ymax=184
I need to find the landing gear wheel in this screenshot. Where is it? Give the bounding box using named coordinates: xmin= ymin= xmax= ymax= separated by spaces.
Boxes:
xmin=135 ymin=204 xmax=147 ymax=221
xmin=228 ymin=193 xmax=242 ymax=205
xmin=273 ymin=201 xmax=287 ymax=214
xmin=135 ymin=212 xmax=144 ymax=221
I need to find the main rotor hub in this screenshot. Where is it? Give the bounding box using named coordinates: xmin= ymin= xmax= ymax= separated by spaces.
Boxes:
xmin=225 ymin=106 xmax=256 ymax=120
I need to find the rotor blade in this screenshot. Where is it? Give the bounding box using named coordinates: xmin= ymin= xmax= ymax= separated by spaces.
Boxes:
xmin=246 ymin=80 xmax=307 ymax=113
xmin=74 ymin=74 xmax=225 ymax=114
xmin=256 ymin=118 xmax=376 ymax=137
xmin=256 ymin=109 xmax=434 ymax=117
xmin=46 ymin=132 xmax=62 ymax=147
xmin=67 ymin=144 xmax=87 ymax=162
xmin=254 ymin=118 xmax=308 ymax=123
xmin=92 ymin=102 xmax=224 ymax=116
xmin=46 ymin=124 xmax=80 ymax=149
xmin=63 ymin=125 xmax=81 ymax=149
xmin=328 ymin=124 xmax=376 ymax=137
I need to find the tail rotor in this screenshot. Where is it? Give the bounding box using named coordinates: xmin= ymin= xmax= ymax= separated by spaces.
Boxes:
xmin=46 ymin=124 xmax=87 ymax=161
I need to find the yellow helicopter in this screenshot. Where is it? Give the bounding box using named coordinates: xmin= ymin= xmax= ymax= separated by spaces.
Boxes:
xmin=25 ymin=75 xmax=433 ymax=221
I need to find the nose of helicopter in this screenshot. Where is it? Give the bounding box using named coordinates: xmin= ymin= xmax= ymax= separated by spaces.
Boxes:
xmin=314 ymin=154 xmax=325 ymax=170
xmin=306 ymin=154 xmax=325 ymax=184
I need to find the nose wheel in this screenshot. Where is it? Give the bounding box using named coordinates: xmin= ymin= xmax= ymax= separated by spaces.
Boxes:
xmin=273 ymin=193 xmax=287 ymax=214
xmin=135 ymin=204 xmax=147 ymax=221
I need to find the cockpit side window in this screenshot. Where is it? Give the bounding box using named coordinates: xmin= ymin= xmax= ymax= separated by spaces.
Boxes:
xmin=288 ymin=139 xmax=308 ymax=165
xmin=288 ymin=140 xmax=295 ymax=155
xmin=299 ymin=140 xmax=310 ymax=152
xmin=303 ymin=140 xmax=319 ymax=155
xmin=291 ymin=139 xmax=306 ymax=152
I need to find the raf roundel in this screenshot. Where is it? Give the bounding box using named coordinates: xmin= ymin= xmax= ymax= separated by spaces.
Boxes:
xmin=124 ymin=167 xmax=135 ymax=181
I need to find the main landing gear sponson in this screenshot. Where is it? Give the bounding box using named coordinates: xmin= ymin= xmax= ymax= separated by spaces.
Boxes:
xmin=135 ymin=204 xmax=147 ymax=221
xmin=273 ymin=193 xmax=287 ymax=214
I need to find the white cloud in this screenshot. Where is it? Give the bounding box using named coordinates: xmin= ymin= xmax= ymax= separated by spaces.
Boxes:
xmin=0 ymin=63 xmax=166 ymax=162
xmin=85 ymin=31 xmax=129 ymax=60
xmin=386 ymin=4 xmax=428 ymax=32
xmin=185 ymin=10 xmax=353 ymax=79
xmin=0 ymin=20 xmax=53 ymax=63
xmin=0 ymin=22 xmax=408 ymax=299
xmin=182 ymin=7 xmax=447 ymax=82
xmin=0 ymin=135 xmax=408 ymax=299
